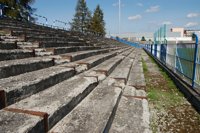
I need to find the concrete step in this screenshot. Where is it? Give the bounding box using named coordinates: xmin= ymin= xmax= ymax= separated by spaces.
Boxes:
xmin=25 ymin=36 xmax=80 ymax=42
xmin=0 ymin=109 xmax=45 ymax=133
xmin=0 ymin=66 xmax=75 ymax=109
xmin=0 ymin=41 xmax=17 ymax=49
xmin=59 ymin=48 xmax=123 ymax=73
xmin=5 ymin=75 xmax=98 ymax=132
xmin=35 ymin=46 xmax=102 ymax=56
xmin=49 ymin=78 xmax=122 ymax=133
xmin=109 ymin=55 xmax=135 ymax=88
xmin=59 ymin=48 xmax=112 ymax=62
xmin=17 ymin=42 xmax=40 ymax=50
xmin=0 ymin=57 xmax=54 ymax=79
xmin=83 ymin=55 xmax=125 ymax=81
xmin=0 ymin=49 xmax=34 ymax=61
xmin=127 ymin=59 xmax=146 ymax=90
xmin=110 ymin=86 xmax=150 ymax=133
xmin=38 ymin=41 xmax=88 ymax=48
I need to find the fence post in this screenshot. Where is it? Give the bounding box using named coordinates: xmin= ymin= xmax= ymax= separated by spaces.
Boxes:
xmin=192 ymin=33 xmax=199 ymax=89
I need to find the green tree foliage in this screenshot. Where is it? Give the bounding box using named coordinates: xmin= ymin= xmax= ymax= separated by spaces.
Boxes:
xmin=0 ymin=0 xmax=36 ymax=21
xmin=90 ymin=5 xmax=106 ymax=36
xmin=141 ymin=36 xmax=146 ymax=41
xmin=70 ymin=0 xmax=91 ymax=33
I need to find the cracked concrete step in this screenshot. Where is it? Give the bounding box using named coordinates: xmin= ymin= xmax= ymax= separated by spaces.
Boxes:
xmin=0 ymin=49 xmax=34 ymax=61
xmin=25 ymin=36 xmax=80 ymax=42
xmin=0 ymin=66 xmax=75 ymax=109
xmin=38 ymin=41 xmax=89 ymax=48
xmin=127 ymin=60 xmax=146 ymax=89
xmin=5 ymin=75 xmax=98 ymax=132
xmin=109 ymin=54 xmax=135 ymax=88
xmin=0 ymin=57 xmax=54 ymax=79
xmin=110 ymin=86 xmax=151 ymax=133
xmin=49 ymin=78 xmax=122 ymax=133
xmin=60 ymin=48 xmax=124 ymax=73
xmin=83 ymin=55 xmax=125 ymax=81
xmin=0 ymin=110 xmax=45 ymax=133
xmin=0 ymin=41 xmax=17 ymax=49
xmin=17 ymin=42 xmax=40 ymax=50
xmin=59 ymin=48 xmax=114 ymax=62
xmin=35 ymin=46 xmax=102 ymax=56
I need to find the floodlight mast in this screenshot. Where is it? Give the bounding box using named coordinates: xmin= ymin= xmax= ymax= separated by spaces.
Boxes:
xmin=119 ymin=0 xmax=121 ymax=36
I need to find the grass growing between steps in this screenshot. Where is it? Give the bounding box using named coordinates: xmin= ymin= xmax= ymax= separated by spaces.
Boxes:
xmin=142 ymin=58 xmax=184 ymax=110
xmin=141 ymin=56 xmax=200 ymax=133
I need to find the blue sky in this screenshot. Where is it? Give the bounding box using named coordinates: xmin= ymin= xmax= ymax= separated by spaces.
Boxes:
xmin=32 ymin=0 xmax=200 ymax=35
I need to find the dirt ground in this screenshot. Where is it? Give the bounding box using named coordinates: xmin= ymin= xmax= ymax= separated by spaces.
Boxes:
xmin=142 ymin=53 xmax=200 ymax=133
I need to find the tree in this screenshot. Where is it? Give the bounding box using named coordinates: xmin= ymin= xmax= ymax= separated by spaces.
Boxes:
xmin=0 ymin=0 xmax=36 ymax=21
xmin=141 ymin=36 xmax=146 ymax=41
xmin=70 ymin=0 xmax=91 ymax=33
xmin=90 ymin=5 xmax=106 ymax=36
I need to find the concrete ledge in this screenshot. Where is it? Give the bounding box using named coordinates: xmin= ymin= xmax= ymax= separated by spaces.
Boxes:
xmin=110 ymin=86 xmax=150 ymax=133
xmin=8 ymin=75 xmax=98 ymax=130
xmin=0 ymin=57 xmax=54 ymax=79
xmin=0 ymin=49 xmax=34 ymax=61
xmin=0 ymin=67 xmax=75 ymax=108
xmin=0 ymin=110 xmax=44 ymax=133
xmin=49 ymin=80 xmax=122 ymax=133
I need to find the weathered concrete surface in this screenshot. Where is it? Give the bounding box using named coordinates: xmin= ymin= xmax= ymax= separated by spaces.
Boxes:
xmin=110 ymin=86 xmax=151 ymax=133
xmin=0 ymin=41 xmax=17 ymax=49
xmin=0 ymin=49 xmax=34 ymax=61
xmin=0 ymin=66 xmax=75 ymax=107
xmin=0 ymin=57 xmax=54 ymax=79
xmin=49 ymin=79 xmax=122 ymax=133
xmin=127 ymin=61 xmax=146 ymax=89
xmin=0 ymin=110 xmax=44 ymax=133
xmin=83 ymin=55 xmax=124 ymax=81
xmin=60 ymin=48 xmax=110 ymax=62
xmin=8 ymin=75 xmax=98 ymax=129
xmin=61 ymin=50 xmax=118 ymax=73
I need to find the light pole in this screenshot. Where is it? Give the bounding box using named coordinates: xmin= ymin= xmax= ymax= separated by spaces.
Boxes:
xmin=119 ymin=0 xmax=121 ymax=36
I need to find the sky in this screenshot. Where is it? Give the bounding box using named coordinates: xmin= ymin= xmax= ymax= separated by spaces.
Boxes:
xmin=32 ymin=0 xmax=200 ymax=36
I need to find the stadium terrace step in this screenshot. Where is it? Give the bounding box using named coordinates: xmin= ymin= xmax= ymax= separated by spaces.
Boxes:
xmin=38 ymin=41 xmax=89 ymax=48
xmin=59 ymin=48 xmax=112 ymax=62
xmin=83 ymin=55 xmax=125 ymax=81
xmin=0 ymin=49 xmax=34 ymax=61
xmin=109 ymin=56 xmax=134 ymax=87
xmin=127 ymin=56 xmax=146 ymax=89
xmin=0 ymin=57 xmax=54 ymax=79
xmin=49 ymin=78 xmax=122 ymax=133
xmin=0 ymin=110 xmax=45 ymax=133
xmin=25 ymin=36 xmax=80 ymax=42
xmin=35 ymin=46 xmax=102 ymax=56
xmin=0 ymin=66 xmax=75 ymax=109
xmin=17 ymin=42 xmax=40 ymax=49
xmin=0 ymin=41 xmax=17 ymax=49
xmin=59 ymin=48 xmax=122 ymax=73
xmin=110 ymin=86 xmax=150 ymax=133
xmin=0 ymin=35 xmax=25 ymax=42
xmin=6 ymin=75 xmax=98 ymax=131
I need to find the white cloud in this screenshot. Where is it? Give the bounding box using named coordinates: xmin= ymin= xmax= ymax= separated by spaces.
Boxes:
xmin=128 ymin=15 xmax=142 ymax=20
xmin=112 ymin=2 xmax=125 ymax=7
xmin=187 ymin=13 xmax=199 ymax=18
xmin=162 ymin=21 xmax=172 ymax=25
xmin=146 ymin=5 xmax=160 ymax=13
xmin=185 ymin=22 xmax=198 ymax=27
xmin=137 ymin=3 xmax=143 ymax=7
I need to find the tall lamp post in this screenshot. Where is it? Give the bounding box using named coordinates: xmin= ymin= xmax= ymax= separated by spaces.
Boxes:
xmin=119 ymin=0 xmax=121 ymax=36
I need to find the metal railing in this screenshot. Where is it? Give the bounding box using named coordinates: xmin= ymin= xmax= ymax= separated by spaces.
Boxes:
xmin=144 ymin=34 xmax=200 ymax=90
xmin=0 ymin=3 xmax=104 ymax=36
xmin=110 ymin=36 xmax=141 ymax=48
